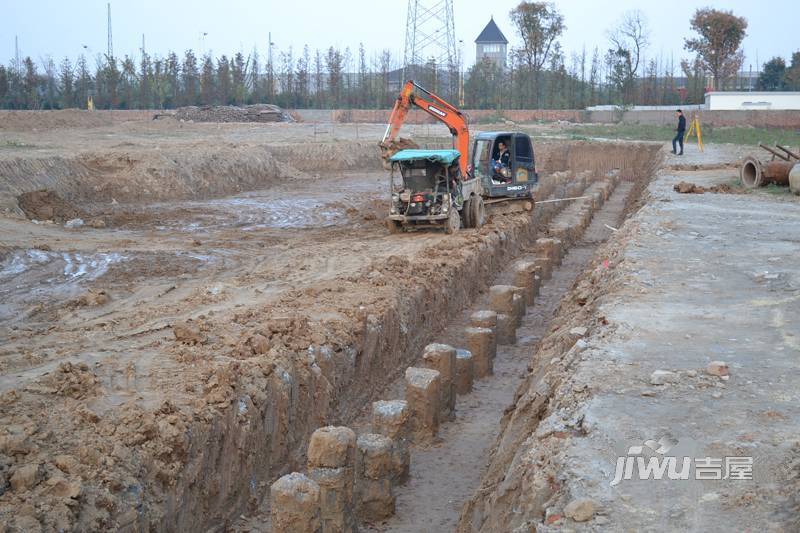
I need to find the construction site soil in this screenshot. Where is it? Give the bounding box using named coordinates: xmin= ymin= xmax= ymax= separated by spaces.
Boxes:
xmin=1 ymin=113 xmax=792 ymax=532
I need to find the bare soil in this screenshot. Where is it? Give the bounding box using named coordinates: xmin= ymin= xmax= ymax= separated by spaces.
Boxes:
xmin=355 ymin=181 xmax=636 ymax=533
xmin=459 ymin=168 xmax=800 ymax=532
xmin=0 ymin=114 xmax=666 ymax=532
xmin=16 ymin=190 xmax=89 ymax=223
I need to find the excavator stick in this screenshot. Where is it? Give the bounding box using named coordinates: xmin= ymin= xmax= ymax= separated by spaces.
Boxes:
xmin=380 ymin=80 xmax=470 ymax=178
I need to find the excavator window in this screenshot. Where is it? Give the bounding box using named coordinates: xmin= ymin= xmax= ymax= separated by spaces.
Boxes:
xmin=472 ymin=140 xmax=492 ymax=180
xmin=515 ymin=135 xmax=533 ymax=163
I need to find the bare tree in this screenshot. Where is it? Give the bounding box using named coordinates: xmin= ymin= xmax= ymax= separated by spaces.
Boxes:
xmin=378 ymin=49 xmax=393 ymax=108
xmin=588 ymin=47 xmax=600 ymax=106
xmin=279 ymin=47 xmax=294 ymax=107
xmin=313 ymin=49 xmax=323 ymax=108
xmin=248 ymin=48 xmax=261 ymax=104
xmin=607 ymin=10 xmax=649 ymax=104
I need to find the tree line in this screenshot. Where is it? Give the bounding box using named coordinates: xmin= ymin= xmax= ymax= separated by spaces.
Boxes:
xmin=1 ymin=3 xmax=794 ymax=111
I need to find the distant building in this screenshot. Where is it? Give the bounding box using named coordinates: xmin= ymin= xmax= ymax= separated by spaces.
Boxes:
xmin=475 ymin=17 xmax=508 ymax=67
xmin=705 ymin=91 xmax=800 ymax=110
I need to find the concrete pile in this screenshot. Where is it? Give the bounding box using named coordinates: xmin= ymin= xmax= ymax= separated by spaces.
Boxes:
xmin=355 ymin=434 xmax=397 ymax=520
xmin=404 ymin=367 xmax=442 ymax=444
xmin=489 ymin=285 xmax=522 ymax=345
xmin=455 ymin=349 xmax=474 ymax=395
xmin=174 ymin=104 xmax=293 ymax=123
xmin=271 ymin=417 xmax=413 ymax=531
xmin=307 ymin=427 xmax=358 ymax=532
xmin=421 ymin=344 xmax=457 ymax=421
xmin=371 ymin=400 xmax=411 ymax=484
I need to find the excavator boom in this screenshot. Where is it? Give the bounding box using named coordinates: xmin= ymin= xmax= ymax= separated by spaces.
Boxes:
xmin=381 ymin=81 xmax=470 ymax=178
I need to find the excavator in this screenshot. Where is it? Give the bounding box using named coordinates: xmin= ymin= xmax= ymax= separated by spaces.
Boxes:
xmin=380 ymin=80 xmax=538 ymax=233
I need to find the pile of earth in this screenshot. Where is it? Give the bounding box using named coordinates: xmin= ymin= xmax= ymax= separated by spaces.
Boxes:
xmin=16 ymin=190 xmax=89 ymax=223
xmin=378 ymin=137 xmax=420 ymax=169
xmin=673 ymin=181 xmax=745 ymax=194
xmin=173 ymin=104 xmax=294 ymax=123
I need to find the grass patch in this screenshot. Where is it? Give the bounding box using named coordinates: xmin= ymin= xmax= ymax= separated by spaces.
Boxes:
xmin=552 ymin=123 xmax=800 ymax=146
xmin=761 ymin=183 xmax=792 ymax=195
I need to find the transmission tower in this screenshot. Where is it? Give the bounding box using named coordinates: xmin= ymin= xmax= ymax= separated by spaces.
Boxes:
xmin=107 ymin=3 xmax=113 ymax=58
xmin=402 ymin=0 xmax=456 ymax=86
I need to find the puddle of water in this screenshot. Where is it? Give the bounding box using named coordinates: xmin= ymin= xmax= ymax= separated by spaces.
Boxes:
xmin=0 ymin=249 xmax=127 ymax=281
xmin=149 ymin=195 xmax=347 ymax=232
xmin=0 ymin=250 xmax=128 ymax=323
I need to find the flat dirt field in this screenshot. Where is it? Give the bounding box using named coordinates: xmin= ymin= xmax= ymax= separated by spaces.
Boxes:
xmin=0 ymin=111 xmax=797 ymax=532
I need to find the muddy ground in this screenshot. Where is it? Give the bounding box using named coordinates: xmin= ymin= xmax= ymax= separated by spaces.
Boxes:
xmin=1 ymin=112 xmax=793 ymax=532
xmin=0 ymin=113 xmax=659 ymax=531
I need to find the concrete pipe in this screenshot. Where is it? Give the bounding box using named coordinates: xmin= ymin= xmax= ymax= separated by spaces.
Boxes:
xmin=789 ymin=163 xmax=800 ymax=195
xmin=740 ymin=156 xmax=793 ymax=188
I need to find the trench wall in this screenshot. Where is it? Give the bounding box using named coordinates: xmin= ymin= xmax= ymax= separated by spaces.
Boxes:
xmin=456 ymin=149 xmax=661 ymax=532
xmin=131 ymin=141 xmax=662 ymax=531
xmin=0 ymin=138 xmax=661 ymax=530
xmin=0 ymin=142 xmax=382 ymax=215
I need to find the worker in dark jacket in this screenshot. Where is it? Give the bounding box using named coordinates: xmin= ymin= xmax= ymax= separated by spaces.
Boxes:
xmin=497 ymin=141 xmax=511 ymax=167
xmin=492 ymin=141 xmax=512 ymax=182
xmin=672 ymin=109 xmax=686 ymax=155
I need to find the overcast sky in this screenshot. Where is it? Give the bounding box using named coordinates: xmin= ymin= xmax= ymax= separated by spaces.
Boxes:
xmin=3 ymin=0 xmax=797 ymax=73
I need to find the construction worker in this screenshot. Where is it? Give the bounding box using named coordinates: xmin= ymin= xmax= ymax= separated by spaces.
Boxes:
xmin=672 ymin=109 xmax=686 ymax=155
xmin=497 ymin=141 xmax=511 ymax=167
xmin=492 ymin=141 xmax=512 ymax=182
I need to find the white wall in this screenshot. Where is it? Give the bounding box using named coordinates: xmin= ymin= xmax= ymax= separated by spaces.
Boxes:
xmin=705 ymin=92 xmax=800 ymax=110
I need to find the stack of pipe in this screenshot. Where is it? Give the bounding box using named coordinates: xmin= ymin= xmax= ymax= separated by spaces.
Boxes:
xmin=740 ymin=144 xmax=799 ymax=189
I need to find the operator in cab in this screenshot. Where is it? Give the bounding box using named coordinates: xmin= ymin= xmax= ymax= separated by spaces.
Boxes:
xmin=497 ymin=141 xmax=510 ymax=167
xmin=492 ymin=141 xmax=512 ymax=182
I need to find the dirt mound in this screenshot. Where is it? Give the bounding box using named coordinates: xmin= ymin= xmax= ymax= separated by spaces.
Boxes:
xmin=17 ymin=190 xmax=89 ymax=223
xmin=1 ymin=142 xmax=379 ymax=215
xmin=673 ymin=181 xmax=744 ymax=194
xmin=174 ymin=104 xmax=293 ymax=123
xmin=269 ymin=142 xmax=384 ymax=172
xmin=379 ymin=137 xmax=420 ymax=169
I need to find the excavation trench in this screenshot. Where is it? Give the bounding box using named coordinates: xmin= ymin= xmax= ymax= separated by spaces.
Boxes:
xmin=233 ymin=142 xmax=660 ymax=531
xmin=0 ymin=140 xmax=660 ymax=532
xmin=357 ymin=176 xmax=640 ymax=532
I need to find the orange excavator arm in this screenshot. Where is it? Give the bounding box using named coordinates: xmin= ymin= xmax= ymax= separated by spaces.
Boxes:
xmin=381 ymin=80 xmax=470 ymax=178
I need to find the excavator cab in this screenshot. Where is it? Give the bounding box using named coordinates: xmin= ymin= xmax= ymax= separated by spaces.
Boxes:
xmin=471 ymin=132 xmax=538 ymax=201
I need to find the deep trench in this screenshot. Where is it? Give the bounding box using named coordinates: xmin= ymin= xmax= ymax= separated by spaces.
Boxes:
xmin=0 ymin=141 xmax=660 ymax=532
xmin=365 ymin=181 xmax=636 ymax=532
xmin=231 ymin=145 xmax=660 ymax=531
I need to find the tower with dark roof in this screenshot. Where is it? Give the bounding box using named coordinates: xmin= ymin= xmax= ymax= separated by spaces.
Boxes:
xmin=475 ymin=16 xmax=508 ymax=67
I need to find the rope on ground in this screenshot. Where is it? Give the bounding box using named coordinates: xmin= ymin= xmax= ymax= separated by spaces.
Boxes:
xmin=535 ymin=195 xmax=590 ymax=204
